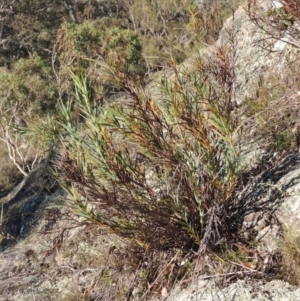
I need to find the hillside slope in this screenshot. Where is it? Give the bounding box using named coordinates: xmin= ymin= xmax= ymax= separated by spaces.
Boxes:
xmin=1 ymin=1 xmax=300 ymax=300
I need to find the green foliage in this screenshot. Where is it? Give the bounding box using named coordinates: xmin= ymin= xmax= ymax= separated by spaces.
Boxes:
xmin=100 ymin=27 xmax=146 ymax=77
xmin=0 ymin=54 xmax=58 ymax=172
xmin=56 ymin=22 xmax=102 ymax=65
xmin=55 ymin=56 xmax=242 ymax=253
xmin=266 ymin=7 xmax=294 ymax=28
xmin=275 ymin=7 xmax=294 ymax=25
xmin=0 ymin=0 xmax=242 ymax=71
xmin=0 ymin=0 xmax=66 ymax=65
xmin=127 ymin=0 xmax=237 ymax=68
xmin=0 ymin=54 xmax=57 ymax=117
xmin=56 ymin=21 xmax=146 ymax=91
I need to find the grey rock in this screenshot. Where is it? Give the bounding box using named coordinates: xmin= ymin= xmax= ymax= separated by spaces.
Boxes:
xmin=232 ymin=154 xmax=300 ymax=252
xmin=167 ymin=279 xmax=300 ymax=301
xmin=0 ymin=159 xmax=57 ymax=250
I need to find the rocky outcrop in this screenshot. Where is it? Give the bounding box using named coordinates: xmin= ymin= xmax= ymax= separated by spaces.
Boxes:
xmin=212 ymin=2 xmax=300 ymax=105
xmin=167 ymin=279 xmax=300 ymax=301
xmin=0 ymin=160 xmax=56 ymax=250
xmin=236 ymin=154 xmax=300 ymax=253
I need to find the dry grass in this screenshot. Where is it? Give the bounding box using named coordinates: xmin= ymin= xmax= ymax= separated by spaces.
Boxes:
xmin=242 ymin=61 xmax=300 ymax=154
xmin=0 ymin=198 xmax=196 ymax=301
xmin=0 ymin=202 xmax=139 ymax=301
xmin=277 ymin=224 xmax=300 ymax=285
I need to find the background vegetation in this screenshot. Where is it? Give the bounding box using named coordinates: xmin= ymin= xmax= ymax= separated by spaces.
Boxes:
xmin=0 ymin=0 xmax=242 ymax=188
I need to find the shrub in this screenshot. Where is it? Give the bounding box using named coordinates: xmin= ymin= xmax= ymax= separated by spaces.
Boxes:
xmin=54 ymin=53 xmax=242 ymax=254
xmin=55 ymin=21 xmax=146 ymax=97
xmin=0 ymin=54 xmax=58 ymax=175
xmin=0 ymin=54 xmax=57 ymax=116
xmin=56 ymin=22 xmax=145 ymax=75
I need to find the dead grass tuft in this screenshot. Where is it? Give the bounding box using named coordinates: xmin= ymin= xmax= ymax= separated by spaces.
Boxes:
xmin=277 ymin=224 xmax=300 ymax=286
xmin=243 ymin=66 xmax=300 ymax=154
